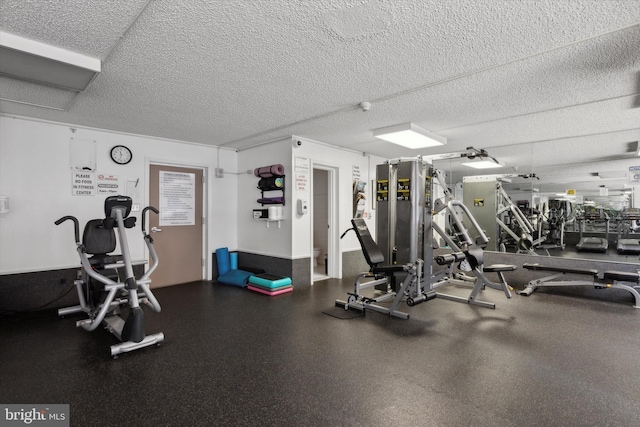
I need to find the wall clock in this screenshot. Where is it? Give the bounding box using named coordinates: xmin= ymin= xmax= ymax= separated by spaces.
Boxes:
xmin=110 ymin=145 xmax=132 ymax=165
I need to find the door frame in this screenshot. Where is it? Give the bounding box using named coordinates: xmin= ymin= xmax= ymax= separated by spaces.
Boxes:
xmin=311 ymin=162 xmax=340 ymax=281
xmin=146 ymin=159 xmax=209 ymax=281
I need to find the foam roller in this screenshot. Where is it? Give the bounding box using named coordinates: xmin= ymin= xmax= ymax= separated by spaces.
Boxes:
xmin=254 ymin=164 xmax=285 ymax=178
xmin=436 ymin=252 xmax=466 ymax=265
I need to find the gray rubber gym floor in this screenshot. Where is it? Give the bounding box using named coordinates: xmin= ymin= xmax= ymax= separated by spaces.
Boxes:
xmin=1 ymin=277 xmax=639 ymax=426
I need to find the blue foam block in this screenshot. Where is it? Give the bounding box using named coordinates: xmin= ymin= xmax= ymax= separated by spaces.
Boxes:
xmin=230 ymin=252 xmax=238 ymax=270
xmin=216 ymin=247 xmax=230 ymax=276
xmin=218 ymin=269 xmax=253 ymax=287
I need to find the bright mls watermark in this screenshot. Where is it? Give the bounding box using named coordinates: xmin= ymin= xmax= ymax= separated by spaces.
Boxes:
xmin=1 ymin=405 xmax=69 ymax=427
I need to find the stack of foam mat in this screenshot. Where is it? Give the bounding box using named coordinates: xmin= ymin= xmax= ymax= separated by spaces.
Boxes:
xmin=247 ymin=273 xmax=293 ymax=296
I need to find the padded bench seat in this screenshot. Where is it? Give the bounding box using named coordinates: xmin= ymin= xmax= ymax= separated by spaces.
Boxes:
xmin=523 ymin=263 xmax=598 ymax=276
xmin=371 ymin=264 xmax=406 ymax=274
xmin=484 ymin=264 xmax=517 ymax=273
xmin=520 ymin=264 xmax=640 ymax=308
xmin=603 ymin=271 xmax=640 ymax=283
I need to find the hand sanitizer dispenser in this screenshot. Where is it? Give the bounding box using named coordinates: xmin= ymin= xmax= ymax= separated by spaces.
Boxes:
xmin=297 ymin=199 xmax=308 ymax=215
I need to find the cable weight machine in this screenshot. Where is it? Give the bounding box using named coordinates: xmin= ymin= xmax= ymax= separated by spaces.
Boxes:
xmin=336 ymin=157 xmax=514 ymax=319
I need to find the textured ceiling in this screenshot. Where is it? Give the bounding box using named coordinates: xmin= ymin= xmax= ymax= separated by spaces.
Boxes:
xmin=1 ymin=0 xmax=639 ymax=197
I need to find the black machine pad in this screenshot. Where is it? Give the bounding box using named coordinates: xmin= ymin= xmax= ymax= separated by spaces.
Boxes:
xmin=83 ymin=219 xmax=116 ymax=255
xmin=351 ymin=218 xmax=386 ymax=267
xmin=523 ymin=263 xmax=598 ymax=276
xmin=603 ymin=271 xmax=640 ymax=283
xmin=484 ymin=264 xmax=517 ymax=272
xmin=371 ymin=265 xmax=406 ymax=274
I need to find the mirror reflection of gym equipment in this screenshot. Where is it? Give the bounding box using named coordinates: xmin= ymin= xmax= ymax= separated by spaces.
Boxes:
xmin=576 ymin=205 xmax=610 ymax=253
xmin=616 ymin=208 xmax=640 ymax=254
xmin=55 ymin=196 xmax=164 ymax=358
xmin=463 ymin=176 xmax=548 ymax=254
xmin=538 ymin=199 xmax=571 ymax=251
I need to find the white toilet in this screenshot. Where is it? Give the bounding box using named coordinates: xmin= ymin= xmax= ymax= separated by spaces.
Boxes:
xmin=313 ymin=248 xmax=321 ymax=267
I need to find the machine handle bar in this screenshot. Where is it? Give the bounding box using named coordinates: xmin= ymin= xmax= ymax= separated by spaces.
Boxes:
xmin=55 ymin=216 xmax=80 ymax=244
xmin=141 ymin=206 xmax=159 ymax=234
xmin=340 ymin=227 xmax=354 ymax=239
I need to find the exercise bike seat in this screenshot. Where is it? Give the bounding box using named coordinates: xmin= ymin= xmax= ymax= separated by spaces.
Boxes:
xmin=83 ymin=219 xmax=116 ymax=258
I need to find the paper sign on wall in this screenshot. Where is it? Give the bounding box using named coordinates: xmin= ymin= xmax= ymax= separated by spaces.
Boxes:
xmin=295 ymin=156 xmax=309 ymax=174
xmin=296 ymin=174 xmax=308 ymax=191
xmin=97 ymin=174 xmax=119 ymax=195
xmin=71 ymin=172 xmax=96 ymax=196
xmin=159 ymin=171 xmax=195 ymax=226
xmin=352 ymin=165 xmax=361 ymax=181
xmin=629 ymin=166 xmax=640 ymax=184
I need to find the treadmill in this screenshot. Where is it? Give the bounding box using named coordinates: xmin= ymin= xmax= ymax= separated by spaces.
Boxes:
xmin=617 ymin=208 xmax=640 ymax=254
xmin=576 ymin=206 xmax=609 ymax=253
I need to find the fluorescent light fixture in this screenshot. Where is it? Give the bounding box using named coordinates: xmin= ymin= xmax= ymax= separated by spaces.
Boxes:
xmin=636 ymin=141 xmax=640 ymax=156
xmin=461 ymin=159 xmax=503 ymax=169
xmin=597 ymin=171 xmax=627 ymax=179
xmin=372 ymin=123 xmax=446 ymax=149
xmin=0 ymin=31 xmax=101 ymax=91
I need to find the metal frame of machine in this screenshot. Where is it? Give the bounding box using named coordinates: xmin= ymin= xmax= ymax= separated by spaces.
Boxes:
xmin=336 ymin=157 xmax=514 ymax=319
xmin=56 ymin=196 xmax=164 ymax=358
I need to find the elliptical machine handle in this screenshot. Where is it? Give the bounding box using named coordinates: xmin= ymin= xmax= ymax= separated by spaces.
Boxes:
xmin=55 ymin=216 xmax=80 ymax=244
xmin=141 ymin=206 xmax=159 ymax=234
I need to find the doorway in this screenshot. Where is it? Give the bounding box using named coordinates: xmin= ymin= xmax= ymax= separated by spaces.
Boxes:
xmin=148 ymin=164 xmax=205 ymax=288
xmin=312 ymin=164 xmax=339 ymax=282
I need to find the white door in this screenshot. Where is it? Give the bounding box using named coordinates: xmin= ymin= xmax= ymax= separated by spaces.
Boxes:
xmin=312 ymin=164 xmax=340 ymax=282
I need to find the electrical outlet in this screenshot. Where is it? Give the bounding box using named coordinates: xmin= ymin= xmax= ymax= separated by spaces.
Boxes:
xmin=215 ymin=168 xmax=224 ymax=178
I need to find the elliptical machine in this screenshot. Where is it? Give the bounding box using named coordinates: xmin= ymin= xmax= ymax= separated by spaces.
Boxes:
xmin=56 ymin=195 xmax=164 ymax=358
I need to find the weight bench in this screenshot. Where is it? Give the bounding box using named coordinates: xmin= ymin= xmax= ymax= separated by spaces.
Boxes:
xmin=433 ymin=247 xmax=515 ymax=309
xmin=520 ymin=263 xmax=640 ymax=308
xmin=335 ymin=219 xmax=435 ymax=319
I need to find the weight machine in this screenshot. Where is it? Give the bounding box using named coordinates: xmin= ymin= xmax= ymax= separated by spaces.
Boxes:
xmin=537 ymin=199 xmax=569 ymax=251
xmin=495 ymin=181 xmax=548 ymax=254
xmin=56 ymin=196 xmax=164 ymax=358
xmin=336 ymin=157 xmax=514 ymax=319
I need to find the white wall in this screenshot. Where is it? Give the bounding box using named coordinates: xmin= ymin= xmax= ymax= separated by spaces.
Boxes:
xmin=236 ymin=137 xmax=385 ymax=270
xmin=0 ymin=116 xmax=385 ymax=279
xmin=290 ymin=137 xmax=385 ymax=259
xmin=236 ymin=137 xmax=293 ymax=257
xmin=0 ymin=116 xmax=237 ymax=278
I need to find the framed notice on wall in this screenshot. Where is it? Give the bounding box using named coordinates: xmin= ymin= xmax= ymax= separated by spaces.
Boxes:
xmin=159 ymin=171 xmax=195 ymax=226
xmin=630 ymin=166 xmax=640 ymax=184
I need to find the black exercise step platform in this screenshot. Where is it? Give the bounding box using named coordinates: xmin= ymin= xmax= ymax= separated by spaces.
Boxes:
xmin=523 ymin=263 xmax=598 ymax=276
xmin=603 ymin=271 xmax=640 ymax=284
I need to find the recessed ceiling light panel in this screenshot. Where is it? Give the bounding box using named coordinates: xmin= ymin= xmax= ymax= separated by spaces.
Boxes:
xmin=461 ymin=160 xmax=503 ymax=169
xmin=373 ymin=123 xmax=446 ymax=149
